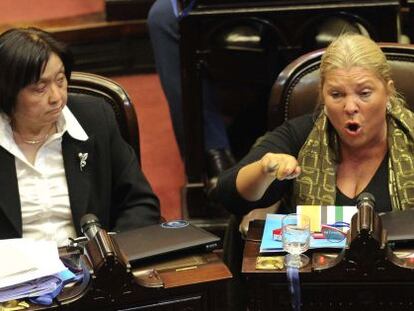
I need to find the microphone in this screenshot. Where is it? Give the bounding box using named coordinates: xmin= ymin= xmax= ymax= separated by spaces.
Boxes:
xmin=80 ymin=213 xmax=102 ymax=240
xmin=356 ymin=192 xmax=375 ymax=210
xmin=356 ymin=192 xmax=376 ymax=232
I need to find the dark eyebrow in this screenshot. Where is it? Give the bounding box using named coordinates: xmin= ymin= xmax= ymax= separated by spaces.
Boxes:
xmin=33 ymin=78 xmax=49 ymax=86
xmin=36 ymin=66 xmax=66 ymax=84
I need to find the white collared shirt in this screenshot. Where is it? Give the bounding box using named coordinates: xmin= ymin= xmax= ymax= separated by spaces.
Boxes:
xmin=0 ymin=106 xmax=88 ymax=246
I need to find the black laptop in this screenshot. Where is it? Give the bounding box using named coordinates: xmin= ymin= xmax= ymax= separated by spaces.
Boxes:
xmin=380 ymin=209 xmax=414 ymax=247
xmin=113 ymin=221 xmax=220 ymax=264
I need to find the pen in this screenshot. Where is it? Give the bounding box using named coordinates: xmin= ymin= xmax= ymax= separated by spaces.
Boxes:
xmin=266 ymin=162 xmax=279 ymax=174
xmin=175 ymin=266 xmax=198 ymax=272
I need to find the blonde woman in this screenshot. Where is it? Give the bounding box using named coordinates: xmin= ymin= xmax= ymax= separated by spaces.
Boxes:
xmin=215 ymin=33 xmax=412 ymax=215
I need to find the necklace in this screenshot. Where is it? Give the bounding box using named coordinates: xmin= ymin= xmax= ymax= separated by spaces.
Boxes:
xmin=12 ymin=123 xmax=56 ymax=145
xmin=21 ymin=133 xmax=50 ymax=145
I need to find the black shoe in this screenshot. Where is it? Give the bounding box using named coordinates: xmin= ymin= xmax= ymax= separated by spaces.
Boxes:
xmin=205 ymin=148 xmax=236 ymax=180
xmin=223 ymin=149 xmax=236 ymax=167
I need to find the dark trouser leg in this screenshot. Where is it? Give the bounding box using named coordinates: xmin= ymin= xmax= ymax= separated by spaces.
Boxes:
xmin=148 ymin=0 xmax=231 ymax=158
xmin=148 ymin=0 xmax=185 ymax=157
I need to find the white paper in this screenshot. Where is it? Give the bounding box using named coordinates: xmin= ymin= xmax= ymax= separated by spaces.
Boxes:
xmin=0 ymin=239 xmax=37 ymax=278
xmin=0 ymin=238 xmax=67 ymax=289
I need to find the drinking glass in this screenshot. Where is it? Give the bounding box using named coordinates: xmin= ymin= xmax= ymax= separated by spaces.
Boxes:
xmin=282 ymin=213 xmax=311 ymax=268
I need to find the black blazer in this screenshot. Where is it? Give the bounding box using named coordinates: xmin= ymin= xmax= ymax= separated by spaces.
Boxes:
xmin=0 ymin=94 xmax=160 ymax=239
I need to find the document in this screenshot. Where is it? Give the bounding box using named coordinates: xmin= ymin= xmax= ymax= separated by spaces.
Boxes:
xmin=0 ymin=239 xmax=67 ymax=289
xmin=0 ymin=241 xmax=37 ymax=279
xmin=0 ymin=270 xmax=76 ymax=303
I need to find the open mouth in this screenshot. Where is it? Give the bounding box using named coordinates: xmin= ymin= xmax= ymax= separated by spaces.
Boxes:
xmin=345 ymin=122 xmax=361 ymax=134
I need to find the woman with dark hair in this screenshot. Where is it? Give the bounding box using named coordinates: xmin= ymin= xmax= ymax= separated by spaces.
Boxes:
xmin=0 ymin=28 xmax=160 ymax=246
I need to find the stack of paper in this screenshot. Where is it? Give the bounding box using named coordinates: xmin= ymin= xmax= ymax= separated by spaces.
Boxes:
xmin=0 ymin=239 xmax=73 ymax=303
xmin=0 ymin=272 xmax=72 ymax=302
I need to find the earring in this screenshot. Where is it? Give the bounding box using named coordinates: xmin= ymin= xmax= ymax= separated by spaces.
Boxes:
xmin=386 ymin=102 xmax=392 ymax=114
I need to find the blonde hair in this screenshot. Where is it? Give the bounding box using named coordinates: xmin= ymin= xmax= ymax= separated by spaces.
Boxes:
xmin=319 ymin=33 xmax=404 ymax=107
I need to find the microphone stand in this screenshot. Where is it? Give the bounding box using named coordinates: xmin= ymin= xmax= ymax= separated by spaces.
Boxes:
xmin=313 ymin=199 xmax=414 ymax=275
xmin=83 ymin=229 xmax=133 ymax=299
xmin=57 ymin=229 xmax=163 ymax=307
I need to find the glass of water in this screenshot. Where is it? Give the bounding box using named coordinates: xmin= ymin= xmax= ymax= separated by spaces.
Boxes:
xmin=282 ymin=213 xmax=311 ymax=268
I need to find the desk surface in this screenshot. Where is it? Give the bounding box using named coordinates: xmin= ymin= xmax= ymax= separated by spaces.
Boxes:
xmin=29 ymin=251 xmax=231 ymax=311
xmin=242 ymin=220 xmax=314 ymax=274
xmin=242 ymin=219 xmax=414 ymax=274
xmin=135 ymin=252 xmax=232 ymax=288
xmin=241 ymin=220 xmax=414 ymax=311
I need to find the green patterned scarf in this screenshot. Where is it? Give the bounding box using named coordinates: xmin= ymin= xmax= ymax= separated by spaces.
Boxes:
xmin=294 ymin=102 xmax=414 ymax=210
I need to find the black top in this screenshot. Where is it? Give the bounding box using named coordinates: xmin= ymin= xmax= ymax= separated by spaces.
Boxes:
xmin=335 ymin=154 xmax=391 ymax=213
xmin=0 ymin=94 xmax=161 ymax=239
xmin=214 ymin=114 xmax=392 ymax=215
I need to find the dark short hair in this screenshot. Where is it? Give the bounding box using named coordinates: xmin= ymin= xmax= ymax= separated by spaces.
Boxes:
xmin=0 ymin=27 xmax=73 ymax=116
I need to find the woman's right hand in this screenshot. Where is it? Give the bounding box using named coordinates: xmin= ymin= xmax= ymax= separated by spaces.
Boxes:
xmin=259 ymin=153 xmax=301 ymax=181
xmin=236 ymin=153 xmax=301 ymax=201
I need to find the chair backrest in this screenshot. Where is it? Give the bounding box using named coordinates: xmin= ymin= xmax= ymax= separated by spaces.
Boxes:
xmin=68 ymin=72 xmax=141 ymax=164
xmin=268 ymin=43 xmax=414 ymax=130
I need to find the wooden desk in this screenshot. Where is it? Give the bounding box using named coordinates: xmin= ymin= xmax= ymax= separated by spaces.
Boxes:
xmin=30 ymin=252 xmax=231 ymax=311
xmin=242 ymin=221 xmax=414 ymax=311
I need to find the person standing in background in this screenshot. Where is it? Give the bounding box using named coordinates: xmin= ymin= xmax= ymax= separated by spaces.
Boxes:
xmin=147 ymin=0 xmax=236 ymax=186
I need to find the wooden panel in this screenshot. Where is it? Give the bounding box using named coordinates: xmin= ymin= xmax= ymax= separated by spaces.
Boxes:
xmin=0 ymin=13 xmax=154 ymax=74
xmin=106 ymin=0 xmax=156 ymax=21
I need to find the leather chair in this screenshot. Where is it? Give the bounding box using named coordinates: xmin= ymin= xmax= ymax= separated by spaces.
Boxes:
xmin=68 ymin=72 xmax=141 ymax=164
xmin=268 ymin=42 xmax=414 ymax=130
